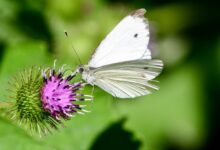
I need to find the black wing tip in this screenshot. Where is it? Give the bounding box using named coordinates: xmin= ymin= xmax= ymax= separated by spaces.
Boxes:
xmin=130 ymin=8 xmax=146 ymax=18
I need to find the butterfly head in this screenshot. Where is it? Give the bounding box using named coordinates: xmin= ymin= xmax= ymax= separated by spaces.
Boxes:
xmin=77 ymin=65 xmax=85 ymax=73
xmin=77 ymin=65 xmax=96 ymax=85
xmin=77 ymin=65 xmax=90 ymax=74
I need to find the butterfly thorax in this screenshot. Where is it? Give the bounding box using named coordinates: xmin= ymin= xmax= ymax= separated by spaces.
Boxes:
xmin=78 ymin=65 xmax=96 ymax=85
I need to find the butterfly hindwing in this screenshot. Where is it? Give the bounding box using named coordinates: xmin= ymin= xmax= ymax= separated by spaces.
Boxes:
xmin=91 ymin=59 xmax=163 ymax=98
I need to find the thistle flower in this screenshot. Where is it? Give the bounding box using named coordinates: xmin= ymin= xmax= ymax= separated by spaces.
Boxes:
xmin=41 ymin=66 xmax=92 ymax=120
xmin=8 ymin=64 xmax=92 ymax=135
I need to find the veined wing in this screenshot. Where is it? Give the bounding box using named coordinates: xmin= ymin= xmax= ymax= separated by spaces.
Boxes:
xmin=88 ymin=8 xmax=151 ymax=68
xmin=92 ymin=59 xmax=163 ymax=98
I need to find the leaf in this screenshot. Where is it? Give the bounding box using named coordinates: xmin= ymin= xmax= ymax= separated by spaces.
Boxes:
xmin=46 ymin=91 xmax=117 ymax=150
xmin=115 ymin=65 xmax=205 ymax=150
xmin=0 ymin=41 xmax=49 ymax=101
xmin=0 ymin=116 xmax=55 ymax=150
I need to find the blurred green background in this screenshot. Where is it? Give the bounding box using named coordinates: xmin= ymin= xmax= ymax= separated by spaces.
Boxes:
xmin=0 ymin=0 xmax=219 ymax=150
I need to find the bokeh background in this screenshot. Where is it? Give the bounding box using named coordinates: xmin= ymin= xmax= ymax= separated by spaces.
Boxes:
xmin=0 ymin=0 xmax=219 ymax=150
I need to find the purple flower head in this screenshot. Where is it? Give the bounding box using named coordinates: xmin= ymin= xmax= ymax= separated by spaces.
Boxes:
xmin=41 ymin=65 xmax=92 ymax=120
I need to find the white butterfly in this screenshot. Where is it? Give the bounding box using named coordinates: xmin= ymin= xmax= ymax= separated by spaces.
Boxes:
xmin=76 ymin=8 xmax=163 ymax=98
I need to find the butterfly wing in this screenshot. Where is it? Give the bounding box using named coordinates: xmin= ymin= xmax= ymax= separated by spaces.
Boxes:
xmin=89 ymin=9 xmax=151 ymax=68
xmin=89 ymin=59 xmax=163 ymax=98
xmin=80 ymin=8 xmax=163 ymax=98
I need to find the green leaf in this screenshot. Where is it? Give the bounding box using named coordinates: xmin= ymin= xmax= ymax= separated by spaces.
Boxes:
xmin=46 ymin=92 xmax=117 ymax=150
xmin=0 ymin=116 xmax=54 ymax=150
xmin=0 ymin=41 xmax=49 ymax=101
xmin=115 ymin=65 xmax=205 ymax=150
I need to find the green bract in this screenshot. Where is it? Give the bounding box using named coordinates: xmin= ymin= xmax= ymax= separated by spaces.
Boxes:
xmin=9 ymin=67 xmax=59 ymax=136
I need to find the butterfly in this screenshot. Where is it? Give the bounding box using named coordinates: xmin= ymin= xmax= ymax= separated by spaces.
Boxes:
xmin=76 ymin=8 xmax=163 ymax=99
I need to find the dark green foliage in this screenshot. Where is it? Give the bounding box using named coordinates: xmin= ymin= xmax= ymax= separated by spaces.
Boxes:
xmin=90 ymin=119 xmax=141 ymax=150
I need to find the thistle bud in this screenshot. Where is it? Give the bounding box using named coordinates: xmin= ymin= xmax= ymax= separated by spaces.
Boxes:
xmin=7 ymin=65 xmax=92 ymax=136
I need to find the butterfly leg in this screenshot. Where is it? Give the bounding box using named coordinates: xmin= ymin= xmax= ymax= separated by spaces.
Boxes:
xmin=91 ymin=85 xmax=95 ymax=96
xmin=91 ymin=85 xmax=95 ymax=98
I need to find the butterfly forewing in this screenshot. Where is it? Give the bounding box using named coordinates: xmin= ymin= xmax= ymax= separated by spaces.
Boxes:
xmin=89 ymin=9 xmax=151 ymax=68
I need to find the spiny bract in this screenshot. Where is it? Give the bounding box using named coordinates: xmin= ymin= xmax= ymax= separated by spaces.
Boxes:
xmin=8 ymin=65 xmax=92 ymax=136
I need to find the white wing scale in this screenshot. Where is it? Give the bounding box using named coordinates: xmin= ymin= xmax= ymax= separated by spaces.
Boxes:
xmin=89 ymin=9 xmax=151 ymax=68
xmin=87 ymin=59 xmax=163 ymax=98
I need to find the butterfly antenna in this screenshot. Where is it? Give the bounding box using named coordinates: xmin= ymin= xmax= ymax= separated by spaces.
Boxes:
xmin=64 ymin=31 xmax=82 ymax=65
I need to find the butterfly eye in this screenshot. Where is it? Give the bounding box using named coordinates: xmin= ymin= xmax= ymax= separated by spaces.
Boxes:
xmin=79 ymin=67 xmax=84 ymax=73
